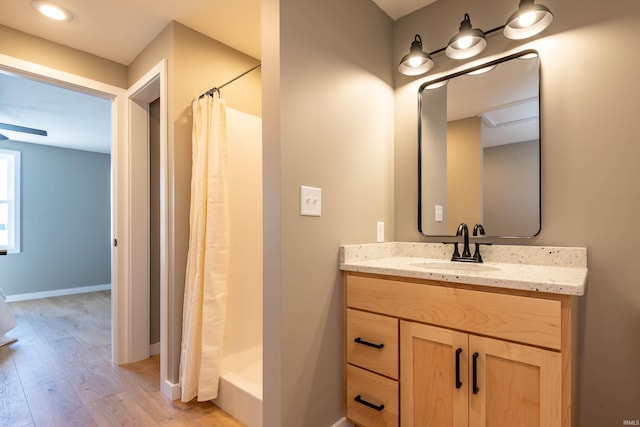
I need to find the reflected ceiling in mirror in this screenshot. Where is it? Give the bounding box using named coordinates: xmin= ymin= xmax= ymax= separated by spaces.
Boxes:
xmin=418 ymin=50 xmax=540 ymax=238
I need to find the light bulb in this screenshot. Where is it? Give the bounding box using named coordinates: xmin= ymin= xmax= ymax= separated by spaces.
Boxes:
xmin=518 ymin=11 xmax=537 ymax=27
xmin=457 ymin=36 xmax=473 ymax=50
xmin=408 ymin=56 xmax=423 ymax=67
xmin=31 ymin=1 xmax=73 ymax=21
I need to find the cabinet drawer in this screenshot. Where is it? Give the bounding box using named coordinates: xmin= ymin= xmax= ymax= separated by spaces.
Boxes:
xmin=346 ymin=309 xmax=398 ymax=379
xmin=346 ymin=364 xmax=398 ymax=427
xmin=346 ymin=274 xmax=562 ymax=350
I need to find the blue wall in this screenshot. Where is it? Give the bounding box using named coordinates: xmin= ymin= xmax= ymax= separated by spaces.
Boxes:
xmin=0 ymin=141 xmax=110 ymax=296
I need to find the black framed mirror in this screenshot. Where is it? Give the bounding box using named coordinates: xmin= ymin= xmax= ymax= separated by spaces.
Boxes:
xmin=418 ymin=50 xmax=541 ymax=238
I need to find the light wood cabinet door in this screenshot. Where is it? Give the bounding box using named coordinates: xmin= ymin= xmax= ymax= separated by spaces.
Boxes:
xmin=400 ymin=321 xmax=469 ymax=427
xmin=468 ymin=335 xmax=562 ymax=427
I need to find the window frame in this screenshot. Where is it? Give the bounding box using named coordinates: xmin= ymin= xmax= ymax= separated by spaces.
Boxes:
xmin=0 ymin=148 xmax=20 ymax=254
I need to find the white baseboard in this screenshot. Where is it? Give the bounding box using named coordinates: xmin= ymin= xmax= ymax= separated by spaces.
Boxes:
xmin=5 ymin=284 xmax=112 ymax=302
xmin=162 ymin=379 xmax=181 ymax=401
xmin=331 ymin=417 xmax=354 ymax=427
xmin=149 ymin=342 xmax=160 ymax=356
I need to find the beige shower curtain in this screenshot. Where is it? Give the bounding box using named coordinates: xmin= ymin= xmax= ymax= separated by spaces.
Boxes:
xmin=180 ymin=94 xmax=230 ymax=402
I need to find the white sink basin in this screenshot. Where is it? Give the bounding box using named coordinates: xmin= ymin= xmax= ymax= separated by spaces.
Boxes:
xmin=410 ymin=261 xmax=501 ymax=272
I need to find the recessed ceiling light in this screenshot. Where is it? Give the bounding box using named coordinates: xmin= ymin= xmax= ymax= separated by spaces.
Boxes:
xmin=31 ymin=1 xmax=73 ymax=21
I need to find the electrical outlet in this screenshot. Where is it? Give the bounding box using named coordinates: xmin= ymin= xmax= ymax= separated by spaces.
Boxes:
xmin=376 ymin=221 xmax=384 ymax=243
xmin=435 ymin=205 xmax=443 ymax=222
xmin=300 ymin=186 xmax=321 ymax=216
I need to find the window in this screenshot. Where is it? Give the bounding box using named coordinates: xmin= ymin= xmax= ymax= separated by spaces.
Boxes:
xmin=0 ymin=149 xmax=20 ymax=253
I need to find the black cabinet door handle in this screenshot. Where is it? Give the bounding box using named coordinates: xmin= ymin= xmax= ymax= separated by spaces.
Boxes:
xmin=455 ymin=348 xmax=463 ymax=389
xmin=354 ymin=395 xmax=385 ymax=411
xmin=472 ymin=352 xmax=480 ymax=394
xmin=354 ymin=337 xmax=384 ymax=349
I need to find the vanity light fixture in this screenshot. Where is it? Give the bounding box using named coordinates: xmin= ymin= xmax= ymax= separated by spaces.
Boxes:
xmin=397 ymin=35 xmax=435 ymax=76
xmin=31 ymin=1 xmax=73 ymax=21
xmin=504 ymin=0 xmax=553 ymax=40
xmin=445 ymin=14 xmax=487 ymax=60
xmin=398 ymin=0 xmax=552 ymax=76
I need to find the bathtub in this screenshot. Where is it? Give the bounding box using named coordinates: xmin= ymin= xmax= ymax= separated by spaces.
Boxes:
xmin=214 ymin=345 xmax=262 ymax=427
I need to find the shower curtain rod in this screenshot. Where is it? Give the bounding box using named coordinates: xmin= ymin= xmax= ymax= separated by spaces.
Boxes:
xmin=199 ymin=63 xmax=262 ymax=99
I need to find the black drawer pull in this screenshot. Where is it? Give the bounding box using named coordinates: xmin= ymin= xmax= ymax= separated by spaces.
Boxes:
xmin=472 ymin=352 xmax=480 ymax=395
xmin=455 ymin=348 xmax=463 ymax=389
xmin=354 ymin=337 xmax=384 ymax=349
xmin=354 ymin=394 xmax=385 ymax=411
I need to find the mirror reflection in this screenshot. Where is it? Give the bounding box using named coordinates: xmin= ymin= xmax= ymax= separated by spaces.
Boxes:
xmin=418 ymin=51 xmax=540 ymax=237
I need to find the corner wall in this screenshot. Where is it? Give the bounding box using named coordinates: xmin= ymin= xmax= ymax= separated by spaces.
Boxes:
xmin=263 ymin=0 xmax=394 ymax=424
xmin=128 ymin=21 xmax=262 ymax=384
xmin=394 ymin=0 xmax=640 ymax=424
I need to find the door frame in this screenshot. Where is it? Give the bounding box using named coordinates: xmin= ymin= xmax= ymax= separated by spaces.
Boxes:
xmin=125 ymin=60 xmax=177 ymax=399
xmin=0 ymin=54 xmax=175 ymax=399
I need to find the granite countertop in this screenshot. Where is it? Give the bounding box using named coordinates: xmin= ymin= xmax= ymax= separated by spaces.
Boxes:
xmin=339 ymin=242 xmax=588 ymax=296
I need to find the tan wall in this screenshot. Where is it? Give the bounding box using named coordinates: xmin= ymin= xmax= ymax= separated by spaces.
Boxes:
xmin=262 ymin=0 xmax=394 ymax=424
xmin=129 ymin=21 xmax=262 ymax=384
xmin=128 ymin=24 xmax=174 ymax=87
xmin=261 ymin=0 xmax=283 ymax=424
xmin=447 ymin=117 xmax=482 ymax=234
xmin=394 ymin=0 xmax=640 ymax=424
xmin=0 ymin=25 xmax=127 ymax=88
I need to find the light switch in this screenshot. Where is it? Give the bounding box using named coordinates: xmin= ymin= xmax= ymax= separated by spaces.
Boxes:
xmin=435 ymin=205 xmax=443 ymax=222
xmin=300 ymin=185 xmax=321 ymax=216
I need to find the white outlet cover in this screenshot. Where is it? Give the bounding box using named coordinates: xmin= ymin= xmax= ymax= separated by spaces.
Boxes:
xmin=376 ymin=221 xmax=384 ymax=243
xmin=300 ymin=185 xmax=321 ymax=216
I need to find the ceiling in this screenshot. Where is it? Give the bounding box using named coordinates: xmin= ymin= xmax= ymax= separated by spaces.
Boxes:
xmin=444 ymin=55 xmax=540 ymax=147
xmin=0 ymin=0 xmax=435 ymax=154
xmin=371 ymin=0 xmax=438 ymax=20
xmin=0 ymin=70 xmax=111 ymax=153
xmin=0 ymin=0 xmax=262 ymax=65
xmin=0 ymin=0 xmax=436 ymax=66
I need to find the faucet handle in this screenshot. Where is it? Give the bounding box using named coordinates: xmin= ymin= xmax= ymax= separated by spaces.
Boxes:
xmin=472 ymin=224 xmax=485 ymax=236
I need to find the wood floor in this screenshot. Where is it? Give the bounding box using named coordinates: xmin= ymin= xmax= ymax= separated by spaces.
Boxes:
xmin=0 ymin=291 xmax=246 ymax=427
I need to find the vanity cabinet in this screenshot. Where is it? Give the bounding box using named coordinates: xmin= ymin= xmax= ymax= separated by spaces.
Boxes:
xmin=401 ymin=321 xmax=561 ymax=427
xmin=344 ymin=272 xmax=578 ymax=427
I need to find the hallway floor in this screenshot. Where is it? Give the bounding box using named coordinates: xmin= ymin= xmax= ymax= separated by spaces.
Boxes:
xmin=1 ymin=291 xmax=245 ymax=426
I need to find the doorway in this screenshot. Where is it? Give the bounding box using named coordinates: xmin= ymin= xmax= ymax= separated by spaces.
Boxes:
xmin=0 ymin=54 xmax=174 ymax=398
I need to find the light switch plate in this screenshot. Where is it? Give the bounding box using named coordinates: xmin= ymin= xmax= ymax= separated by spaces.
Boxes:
xmin=435 ymin=205 xmax=443 ymax=222
xmin=300 ymin=185 xmax=321 ymax=216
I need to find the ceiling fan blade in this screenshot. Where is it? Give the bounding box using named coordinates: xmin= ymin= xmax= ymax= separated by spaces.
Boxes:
xmin=0 ymin=122 xmax=47 ymax=136
xmin=0 ymin=133 xmax=7 ymax=141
